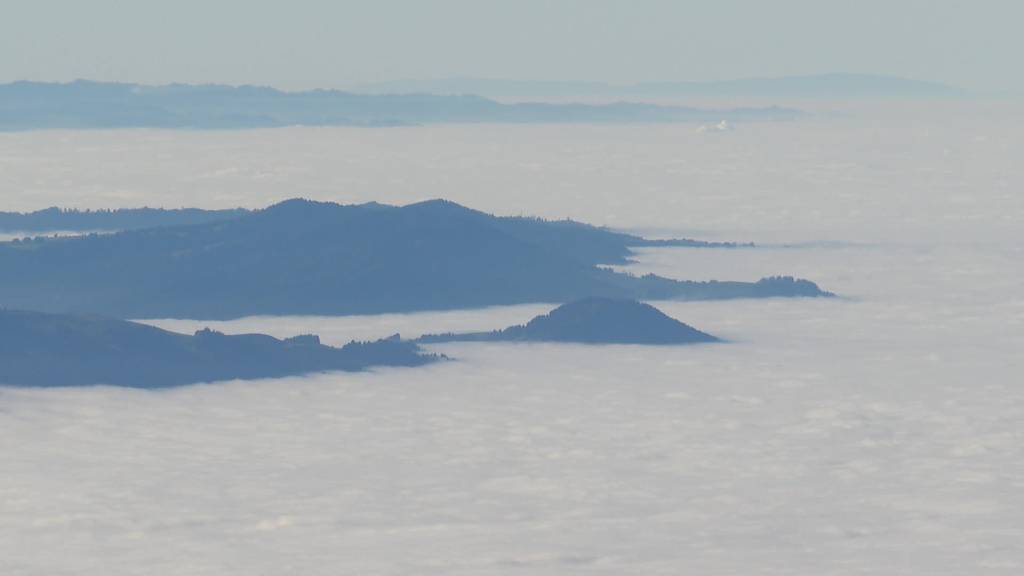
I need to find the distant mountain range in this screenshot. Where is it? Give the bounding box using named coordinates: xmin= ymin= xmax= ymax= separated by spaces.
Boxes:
xmin=354 ymin=74 xmax=964 ymax=100
xmin=0 ymin=309 xmax=440 ymax=388
xmin=0 ymin=80 xmax=802 ymax=131
xmin=418 ymin=298 xmax=719 ymax=345
xmin=0 ymin=198 xmax=832 ymax=319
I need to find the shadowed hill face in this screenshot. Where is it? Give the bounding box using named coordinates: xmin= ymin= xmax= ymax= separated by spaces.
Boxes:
xmin=512 ymin=298 xmax=719 ymax=344
xmin=419 ymin=298 xmax=719 ymax=345
xmin=0 ymin=309 xmax=438 ymax=388
xmin=0 ymin=198 xmax=832 ymax=319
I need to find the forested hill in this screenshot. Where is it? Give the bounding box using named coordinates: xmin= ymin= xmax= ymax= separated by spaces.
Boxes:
xmin=1 ymin=201 xmax=746 ymax=260
xmin=0 ymin=207 xmax=249 ymax=233
xmin=0 ymin=198 xmax=832 ymax=319
xmin=418 ymin=298 xmax=720 ymax=345
xmin=0 ymin=309 xmax=439 ymax=388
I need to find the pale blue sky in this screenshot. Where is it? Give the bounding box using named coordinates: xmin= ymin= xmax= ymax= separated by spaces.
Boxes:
xmin=2 ymin=0 xmax=1021 ymax=93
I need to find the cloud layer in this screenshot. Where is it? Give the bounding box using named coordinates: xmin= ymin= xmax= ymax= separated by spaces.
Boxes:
xmin=3 ymin=240 xmax=1022 ymax=574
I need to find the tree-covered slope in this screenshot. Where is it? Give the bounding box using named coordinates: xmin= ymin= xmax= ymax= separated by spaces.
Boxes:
xmin=0 ymin=309 xmax=439 ymax=388
xmin=0 ymin=206 xmax=249 ymax=233
xmin=419 ymin=298 xmax=719 ymax=345
xmin=0 ymin=199 xmax=831 ymax=319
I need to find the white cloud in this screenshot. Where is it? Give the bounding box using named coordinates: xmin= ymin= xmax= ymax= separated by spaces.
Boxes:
xmin=2 ymin=108 xmax=1023 ymax=573
xmin=3 ymin=240 xmax=1022 ymax=574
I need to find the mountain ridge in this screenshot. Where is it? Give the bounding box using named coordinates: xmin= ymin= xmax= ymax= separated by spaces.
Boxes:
xmin=0 ymin=80 xmax=802 ymax=131
xmin=0 ymin=308 xmax=440 ymax=388
xmin=0 ymin=206 xmax=249 ymax=233
xmin=0 ymin=198 xmax=832 ymax=319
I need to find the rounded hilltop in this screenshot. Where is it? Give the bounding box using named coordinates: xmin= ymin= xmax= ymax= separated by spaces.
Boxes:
xmin=419 ymin=298 xmax=719 ymax=345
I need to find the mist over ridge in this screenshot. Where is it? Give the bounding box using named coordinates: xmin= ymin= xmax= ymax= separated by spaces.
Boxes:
xmin=354 ymin=73 xmax=965 ymax=101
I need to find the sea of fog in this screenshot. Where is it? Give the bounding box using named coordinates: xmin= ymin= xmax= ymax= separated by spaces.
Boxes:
xmin=2 ymin=101 xmax=1021 ymax=245
xmin=2 ymin=102 xmax=1022 ymax=574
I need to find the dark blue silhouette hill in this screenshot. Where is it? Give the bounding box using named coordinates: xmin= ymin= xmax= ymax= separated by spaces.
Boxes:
xmin=418 ymin=298 xmax=718 ymax=344
xmin=0 ymin=309 xmax=439 ymax=388
xmin=0 ymin=198 xmax=832 ymax=319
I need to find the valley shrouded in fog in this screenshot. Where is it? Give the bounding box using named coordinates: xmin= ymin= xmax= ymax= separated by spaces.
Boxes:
xmin=1 ymin=101 xmax=1022 ymax=574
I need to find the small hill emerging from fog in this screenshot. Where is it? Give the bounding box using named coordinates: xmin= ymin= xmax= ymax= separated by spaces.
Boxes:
xmin=0 ymin=198 xmax=832 ymax=319
xmin=0 ymin=309 xmax=440 ymax=388
xmin=419 ymin=298 xmax=719 ymax=345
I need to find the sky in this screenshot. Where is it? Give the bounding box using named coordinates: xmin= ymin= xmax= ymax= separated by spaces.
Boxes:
xmin=1 ymin=0 xmax=1022 ymax=94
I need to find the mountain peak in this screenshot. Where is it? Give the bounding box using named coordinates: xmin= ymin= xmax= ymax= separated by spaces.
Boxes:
xmin=419 ymin=298 xmax=719 ymax=345
xmin=517 ymin=298 xmax=719 ymax=344
xmin=263 ymin=197 xmax=332 ymax=211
